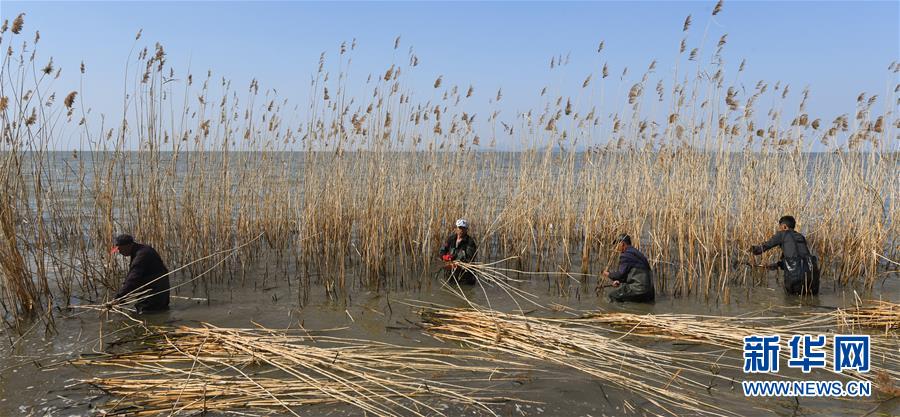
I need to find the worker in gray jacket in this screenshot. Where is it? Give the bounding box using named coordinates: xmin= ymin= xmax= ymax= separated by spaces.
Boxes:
xmin=751 ymin=215 xmax=820 ymax=296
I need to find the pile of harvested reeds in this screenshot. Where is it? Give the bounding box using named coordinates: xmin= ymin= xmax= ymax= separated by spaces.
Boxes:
xmin=832 ymin=300 xmax=900 ymax=332
xmin=582 ymin=310 xmax=832 ymax=348
xmin=581 ymin=307 xmax=900 ymax=391
xmin=75 ymin=324 xmax=527 ymax=416
xmin=422 ymin=305 xmax=900 ymax=413
xmin=420 ymin=306 xmax=741 ymax=416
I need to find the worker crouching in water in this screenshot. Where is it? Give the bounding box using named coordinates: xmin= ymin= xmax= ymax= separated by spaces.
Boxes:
xmin=111 ymin=234 xmax=171 ymax=313
xmin=603 ymin=234 xmax=655 ymax=303
xmin=439 ymin=219 xmax=478 ymax=285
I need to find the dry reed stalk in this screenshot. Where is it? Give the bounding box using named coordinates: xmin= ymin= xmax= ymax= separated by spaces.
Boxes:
xmin=1 ymin=7 xmax=897 ymax=326
xmin=448 ymin=259 xmax=548 ymax=309
xmin=75 ymin=324 xmax=529 ymax=416
xmin=830 ymin=300 xmax=899 ymax=332
xmin=581 ymin=307 xmax=900 ymax=392
xmin=423 ymin=304 xmax=900 ymax=412
xmin=419 ymin=306 xmax=743 ymax=416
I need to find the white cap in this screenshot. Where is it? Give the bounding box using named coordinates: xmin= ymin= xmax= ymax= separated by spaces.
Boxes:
xmin=455 ymin=218 xmax=469 ymax=228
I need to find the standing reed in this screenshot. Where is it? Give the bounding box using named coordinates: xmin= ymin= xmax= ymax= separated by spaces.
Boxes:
xmin=0 ymin=5 xmax=896 ymax=326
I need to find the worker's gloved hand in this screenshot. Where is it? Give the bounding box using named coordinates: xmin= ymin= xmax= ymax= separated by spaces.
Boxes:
xmin=750 ymin=246 xmax=764 ymax=255
xmin=441 ymin=254 xmax=453 ymax=262
xmin=612 ymin=280 xmax=621 ymax=287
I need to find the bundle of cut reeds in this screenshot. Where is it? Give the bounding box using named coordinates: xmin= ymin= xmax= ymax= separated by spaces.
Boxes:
xmin=75 ymin=324 xmax=528 ymax=416
xmin=420 ymin=307 xmax=741 ymax=416
xmin=423 ymin=305 xmax=900 ymax=413
xmin=832 ymin=300 xmax=899 ymax=331
xmin=580 ymin=308 xmax=900 ymax=392
xmin=582 ymin=310 xmax=832 ymax=348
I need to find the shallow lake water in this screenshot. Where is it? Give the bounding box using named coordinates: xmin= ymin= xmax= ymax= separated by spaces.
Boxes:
xmin=1 ymin=258 xmax=897 ymax=417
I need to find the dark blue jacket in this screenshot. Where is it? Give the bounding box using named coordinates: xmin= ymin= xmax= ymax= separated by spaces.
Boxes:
xmin=608 ymin=246 xmax=651 ymax=282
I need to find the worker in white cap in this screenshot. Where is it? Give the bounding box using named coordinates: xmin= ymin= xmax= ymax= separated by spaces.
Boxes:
xmin=438 ymin=218 xmax=478 ymax=284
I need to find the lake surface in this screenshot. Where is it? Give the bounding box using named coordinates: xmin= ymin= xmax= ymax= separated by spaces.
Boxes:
xmin=2 ymin=254 xmax=897 ymax=416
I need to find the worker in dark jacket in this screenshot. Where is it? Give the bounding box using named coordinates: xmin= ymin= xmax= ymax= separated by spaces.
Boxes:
xmin=603 ymin=234 xmax=655 ymax=303
xmin=751 ymin=215 xmax=820 ymax=296
xmin=111 ymin=234 xmax=170 ymax=313
xmin=439 ymin=219 xmax=478 ymax=284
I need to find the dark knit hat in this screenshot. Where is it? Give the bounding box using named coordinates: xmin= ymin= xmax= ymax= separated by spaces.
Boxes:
xmin=114 ymin=234 xmax=135 ymax=246
xmin=612 ymin=233 xmax=632 ymax=245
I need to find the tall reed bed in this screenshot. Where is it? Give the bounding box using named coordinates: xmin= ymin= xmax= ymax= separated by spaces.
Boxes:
xmin=0 ymin=5 xmax=897 ymax=324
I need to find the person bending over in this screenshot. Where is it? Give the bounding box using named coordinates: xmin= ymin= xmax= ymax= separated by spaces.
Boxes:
xmin=603 ymin=234 xmax=654 ymax=303
xmin=111 ymin=234 xmax=170 ymax=313
xmin=750 ymin=215 xmax=820 ymax=296
xmin=439 ymin=219 xmax=478 ymax=285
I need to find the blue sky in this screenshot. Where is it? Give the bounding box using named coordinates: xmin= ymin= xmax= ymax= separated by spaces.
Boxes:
xmin=2 ymin=1 xmax=898 ymax=150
